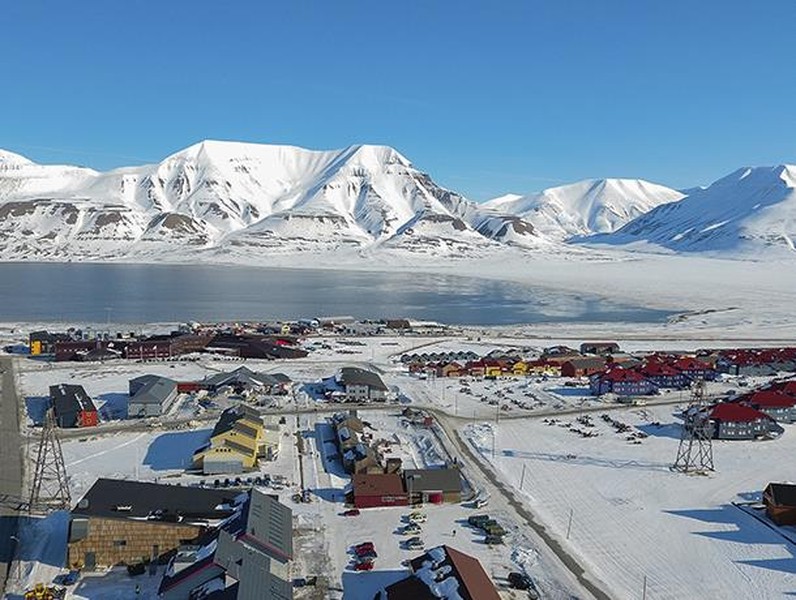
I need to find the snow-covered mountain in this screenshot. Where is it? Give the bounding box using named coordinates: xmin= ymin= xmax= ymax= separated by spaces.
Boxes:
xmin=484 ymin=178 xmax=683 ymax=241
xmin=586 ymin=165 xmax=796 ymax=254
xmin=2 ymin=142 xmax=795 ymax=262
xmin=0 ymin=141 xmax=545 ymax=261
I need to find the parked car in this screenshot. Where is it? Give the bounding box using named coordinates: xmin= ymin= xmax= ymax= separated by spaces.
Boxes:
xmin=355 ymin=546 xmax=378 ymax=558
xmin=405 ymin=536 xmax=424 ymax=549
xmin=407 ymin=511 xmax=427 ymax=523
xmin=354 ymin=561 xmax=374 ymax=571
xmin=354 ymin=542 xmax=375 ymax=552
xmin=342 ymin=508 xmax=361 ymax=517
xmin=473 ymin=497 xmax=489 ymax=509
xmin=484 ymin=534 xmax=504 ymax=545
xmin=467 ymin=514 xmax=491 ymax=527
xmin=402 ymin=523 xmax=422 ymax=535
xmin=508 ymin=572 xmax=533 ymax=589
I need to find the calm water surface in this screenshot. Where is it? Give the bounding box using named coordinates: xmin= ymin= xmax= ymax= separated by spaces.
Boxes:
xmin=0 ymin=263 xmax=672 ymax=325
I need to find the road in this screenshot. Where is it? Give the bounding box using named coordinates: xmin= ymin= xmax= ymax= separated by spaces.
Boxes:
xmin=0 ymin=357 xmax=24 ymax=593
xmin=433 ymin=410 xmax=611 ymax=600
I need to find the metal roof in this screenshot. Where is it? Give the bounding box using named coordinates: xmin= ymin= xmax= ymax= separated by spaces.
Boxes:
xmin=72 ymin=478 xmax=241 ymax=521
xmin=402 ymin=468 xmax=462 ymax=493
xmin=339 ymin=367 xmax=388 ymax=391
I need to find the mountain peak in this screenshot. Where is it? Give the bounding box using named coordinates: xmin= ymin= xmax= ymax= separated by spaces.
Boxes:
xmin=0 ymin=149 xmax=33 ymax=165
xmin=484 ymin=177 xmax=683 ymax=241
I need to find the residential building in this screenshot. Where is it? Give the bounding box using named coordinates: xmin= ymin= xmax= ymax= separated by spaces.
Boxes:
xmin=589 ymin=367 xmax=657 ymax=397
xmin=128 ymin=375 xmax=178 ymax=418
xmin=338 ymin=367 xmax=388 ymax=402
xmin=742 ymin=391 xmax=796 ymax=423
xmin=763 ymin=482 xmax=796 ymax=526
xmin=380 ymin=545 xmax=500 ymax=600
xmin=706 ymin=403 xmax=781 ymax=440
xmin=49 ymin=384 xmax=98 ymax=428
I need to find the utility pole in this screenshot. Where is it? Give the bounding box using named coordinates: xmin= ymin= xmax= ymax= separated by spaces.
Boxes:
xmin=566 ymin=508 xmax=574 ymax=540
xmin=519 ymin=463 xmax=527 ymax=490
xmin=642 ymin=574 xmax=647 ymax=600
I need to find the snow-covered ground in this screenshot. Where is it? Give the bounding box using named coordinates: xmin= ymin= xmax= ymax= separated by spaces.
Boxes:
xmin=464 ymin=406 xmax=796 ymax=599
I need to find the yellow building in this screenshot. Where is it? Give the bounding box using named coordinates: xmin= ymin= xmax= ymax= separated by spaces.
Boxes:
xmin=193 ymin=405 xmax=271 ymax=475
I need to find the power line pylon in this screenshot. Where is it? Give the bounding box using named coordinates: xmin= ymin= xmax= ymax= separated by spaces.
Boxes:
xmin=28 ymin=408 xmax=71 ymax=513
xmin=672 ymin=379 xmax=715 ymax=475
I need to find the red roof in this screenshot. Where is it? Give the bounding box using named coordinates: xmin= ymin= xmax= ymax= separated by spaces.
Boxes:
xmin=710 ymin=402 xmax=770 ymax=423
xmin=598 ymin=367 xmax=647 ymax=383
xmin=671 ymin=357 xmax=712 ymax=371
xmin=767 ymin=381 xmax=796 ymax=396
xmin=745 ymin=391 xmax=796 ymax=408
xmin=642 ymin=362 xmax=680 ymax=377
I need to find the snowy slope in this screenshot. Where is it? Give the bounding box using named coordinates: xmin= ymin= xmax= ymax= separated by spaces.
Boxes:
xmin=587 ymin=165 xmax=796 ymax=254
xmin=484 ymin=178 xmax=683 ymax=241
xmin=0 ymin=141 xmax=544 ymax=260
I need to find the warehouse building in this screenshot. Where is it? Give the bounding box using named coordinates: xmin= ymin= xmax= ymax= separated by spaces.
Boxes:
xmin=128 ymin=375 xmax=179 ymax=418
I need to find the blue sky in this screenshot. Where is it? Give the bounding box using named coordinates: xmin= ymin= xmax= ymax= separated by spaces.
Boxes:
xmin=2 ymin=1 xmax=795 ymax=200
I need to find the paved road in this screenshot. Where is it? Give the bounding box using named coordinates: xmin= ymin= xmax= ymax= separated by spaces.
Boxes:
xmin=0 ymin=357 xmax=23 ymax=593
xmin=434 ymin=411 xmax=612 ymax=600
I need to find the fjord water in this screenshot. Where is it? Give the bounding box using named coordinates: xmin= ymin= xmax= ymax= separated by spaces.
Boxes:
xmin=0 ymin=263 xmax=672 ymax=325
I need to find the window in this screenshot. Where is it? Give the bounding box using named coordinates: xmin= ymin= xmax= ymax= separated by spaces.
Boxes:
xmin=113 ymin=540 xmax=127 ymax=547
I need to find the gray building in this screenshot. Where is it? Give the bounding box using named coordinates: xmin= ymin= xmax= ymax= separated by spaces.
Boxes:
xmin=159 ymin=488 xmax=293 ymax=600
xmin=128 ymin=375 xmax=178 ymax=418
xmin=338 ymin=367 xmax=388 ymax=402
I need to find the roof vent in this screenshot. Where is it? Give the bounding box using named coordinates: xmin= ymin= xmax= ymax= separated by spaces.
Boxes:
xmin=77 ymin=499 xmax=89 ymax=509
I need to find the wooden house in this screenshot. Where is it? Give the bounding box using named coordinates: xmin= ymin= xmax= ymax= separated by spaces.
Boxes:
xmin=763 ymin=482 xmax=796 ymax=525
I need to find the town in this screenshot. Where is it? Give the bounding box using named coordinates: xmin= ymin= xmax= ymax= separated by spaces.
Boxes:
xmin=2 ymin=317 xmax=796 ymax=600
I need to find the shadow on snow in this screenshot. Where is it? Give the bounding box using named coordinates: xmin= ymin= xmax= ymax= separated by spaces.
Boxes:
xmin=143 ymin=429 xmax=212 ymax=471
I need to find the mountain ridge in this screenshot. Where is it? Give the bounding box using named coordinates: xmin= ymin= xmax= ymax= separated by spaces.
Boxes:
xmin=1 ymin=141 xmax=794 ymax=261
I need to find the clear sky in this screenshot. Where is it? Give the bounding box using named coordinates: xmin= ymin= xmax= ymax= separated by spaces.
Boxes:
xmin=3 ymin=1 xmax=796 ymax=200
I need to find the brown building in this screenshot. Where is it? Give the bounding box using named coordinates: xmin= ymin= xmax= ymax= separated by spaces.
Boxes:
xmin=403 ymin=468 xmax=462 ymax=504
xmin=763 ymin=482 xmax=796 ymax=525
xmin=381 ymin=545 xmax=500 ymax=600
xmin=561 ymin=357 xmax=607 ymax=378
xmin=67 ymin=479 xmax=240 ymax=569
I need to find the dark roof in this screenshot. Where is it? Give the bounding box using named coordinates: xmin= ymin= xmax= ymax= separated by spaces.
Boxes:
xmin=237 ymin=488 xmax=293 ymax=561
xmin=563 ymin=357 xmax=607 ymax=369
xmin=353 ymin=473 xmax=406 ymax=497
xmin=72 ymin=478 xmax=241 ymax=521
xmin=49 ymin=384 xmax=96 ymax=416
xmin=402 ymin=468 xmax=462 ymax=493
xmin=383 ymin=575 xmax=438 ymax=599
xmin=339 ymin=367 xmax=387 ymax=391
xmin=766 ymin=482 xmax=796 ymax=507
xmin=211 ymin=405 xmax=261 ymax=438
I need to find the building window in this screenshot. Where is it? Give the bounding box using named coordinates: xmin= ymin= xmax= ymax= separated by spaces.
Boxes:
xmin=113 ymin=540 xmax=127 ymax=547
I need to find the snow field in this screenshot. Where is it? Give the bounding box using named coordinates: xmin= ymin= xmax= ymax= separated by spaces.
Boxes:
xmin=465 ymin=406 xmax=796 ymax=599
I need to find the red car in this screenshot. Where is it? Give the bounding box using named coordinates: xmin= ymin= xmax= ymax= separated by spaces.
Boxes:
xmin=353 ymin=561 xmax=374 ymax=571
xmin=354 ymin=542 xmax=375 ymax=552
xmin=342 ymin=509 xmax=360 ymax=517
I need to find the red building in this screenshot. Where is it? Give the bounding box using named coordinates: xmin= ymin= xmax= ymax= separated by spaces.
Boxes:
xmin=49 ymin=384 xmax=99 ymax=428
xmin=352 ymin=473 xmax=409 ymax=509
